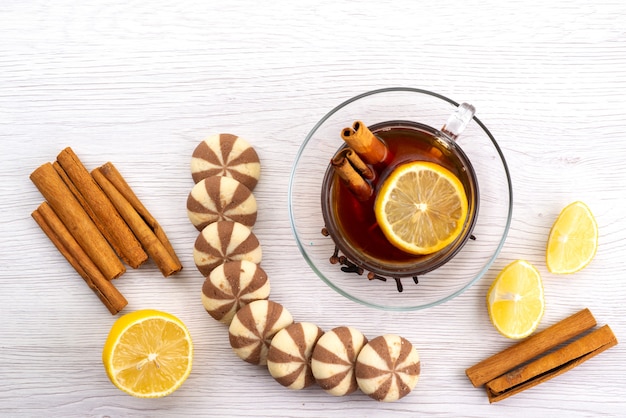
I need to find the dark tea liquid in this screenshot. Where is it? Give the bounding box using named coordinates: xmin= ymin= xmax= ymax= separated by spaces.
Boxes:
xmin=323 ymin=120 xmax=477 ymax=275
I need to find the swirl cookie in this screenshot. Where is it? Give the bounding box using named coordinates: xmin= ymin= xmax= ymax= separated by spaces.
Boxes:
xmin=187 ymin=176 xmax=257 ymax=231
xmin=193 ymin=221 xmax=262 ymax=277
xmin=201 ymin=260 xmax=270 ymax=325
xmin=310 ymin=326 xmax=368 ymax=396
xmin=228 ymin=300 xmax=293 ymax=366
xmin=355 ymin=334 xmax=421 ymax=402
xmin=267 ymin=322 xmax=324 ymax=390
xmin=191 ymin=133 xmax=261 ymax=191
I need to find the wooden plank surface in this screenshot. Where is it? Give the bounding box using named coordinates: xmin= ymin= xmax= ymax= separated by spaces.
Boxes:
xmin=1 ymin=0 xmax=625 ymax=416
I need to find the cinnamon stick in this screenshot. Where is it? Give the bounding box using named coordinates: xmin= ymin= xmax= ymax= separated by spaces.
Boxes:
xmin=56 ymin=147 xmax=147 ymax=269
xmin=96 ymin=162 xmax=181 ymax=267
xmin=92 ymin=166 xmax=182 ymax=277
xmin=341 ymin=120 xmax=388 ymax=165
xmin=343 ymin=148 xmax=374 ymax=180
xmin=30 ymin=162 xmax=125 ymax=280
xmin=466 ymin=308 xmax=597 ymax=387
xmin=331 ymin=148 xmax=373 ymax=201
xmin=53 ymin=161 xmax=93 ymax=218
xmin=485 ymin=325 xmax=617 ymax=403
xmin=32 ymin=202 xmax=127 ymax=314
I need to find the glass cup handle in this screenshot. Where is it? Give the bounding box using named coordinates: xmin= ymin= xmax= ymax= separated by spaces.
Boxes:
xmin=441 ymin=102 xmax=476 ymax=140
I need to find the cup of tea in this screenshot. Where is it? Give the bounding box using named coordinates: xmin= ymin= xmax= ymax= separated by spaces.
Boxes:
xmin=321 ymin=104 xmax=479 ymax=279
xmin=289 ymin=87 xmax=512 ymax=309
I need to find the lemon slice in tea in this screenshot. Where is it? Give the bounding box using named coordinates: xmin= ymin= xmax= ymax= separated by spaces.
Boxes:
xmin=487 ymin=260 xmax=545 ymax=339
xmin=546 ymin=201 xmax=598 ymax=274
xmin=374 ymin=161 xmax=468 ymax=255
xmin=102 ymin=309 xmax=193 ymax=398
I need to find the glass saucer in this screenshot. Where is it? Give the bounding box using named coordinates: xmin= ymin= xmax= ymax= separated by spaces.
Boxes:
xmin=288 ymin=87 xmax=512 ymax=311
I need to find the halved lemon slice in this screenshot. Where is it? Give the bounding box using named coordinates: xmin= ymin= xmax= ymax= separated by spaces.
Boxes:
xmin=487 ymin=260 xmax=545 ymax=339
xmin=102 ymin=309 xmax=193 ymax=398
xmin=374 ymin=161 xmax=468 ymax=255
xmin=546 ymin=201 xmax=598 ymax=274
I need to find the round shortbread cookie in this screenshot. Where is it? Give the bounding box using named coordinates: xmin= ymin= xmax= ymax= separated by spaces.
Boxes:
xmin=355 ymin=334 xmax=421 ymax=402
xmin=267 ymin=322 xmax=324 ymax=390
xmin=193 ymin=221 xmax=262 ymax=277
xmin=311 ymin=326 xmax=368 ymax=396
xmin=191 ymin=133 xmax=261 ymax=191
xmin=201 ymin=260 xmax=270 ymax=325
xmin=228 ymin=300 xmax=293 ymax=366
xmin=187 ymin=176 xmax=257 ymax=231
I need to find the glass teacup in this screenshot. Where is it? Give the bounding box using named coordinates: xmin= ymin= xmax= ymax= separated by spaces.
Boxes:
xmin=320 ymin=104 xmax=479 ymax=280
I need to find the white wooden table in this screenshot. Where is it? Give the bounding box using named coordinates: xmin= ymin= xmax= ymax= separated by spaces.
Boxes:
xmin=1 ymin=1 xmax=625 ymax=416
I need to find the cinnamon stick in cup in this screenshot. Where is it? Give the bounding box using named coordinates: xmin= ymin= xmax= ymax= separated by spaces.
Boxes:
xmin=92 ymin=165 xmax=182 ymax=277
xmin=32 ymin=202 xmax=128 ymax=314
xmin=56 ymin=147 xmax=147 ymax=269
xmin=343 ymin=148 xmax=374 ymax=180
xmin=30 ymin=162 xmax=125 ymax=280
xmin=331 ymin=148 xmax=373 ymax=201
xmin=341 ymin=121 xmax=388 ymax=165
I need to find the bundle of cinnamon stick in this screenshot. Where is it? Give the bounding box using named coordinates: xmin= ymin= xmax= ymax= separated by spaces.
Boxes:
xmin=30 ymin=147 xmax=182 ymax=315
xmin=466 ymin=308 xmax=618 ymax=402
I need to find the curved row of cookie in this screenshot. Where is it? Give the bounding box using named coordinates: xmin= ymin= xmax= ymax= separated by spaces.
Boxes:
xmin=188 ymin=135 xmax=420 ymax=402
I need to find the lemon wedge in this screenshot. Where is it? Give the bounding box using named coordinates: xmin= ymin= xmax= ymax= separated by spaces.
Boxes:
xmin=102 ymin=309 xmax=193 ymax=398
xmin=374 ymin=161 xmax=468 ymax=255
xmin=546 ymin=201 xmax=598 ymax=274
xmin=487 ymin=260 xmax=545 ymax=339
